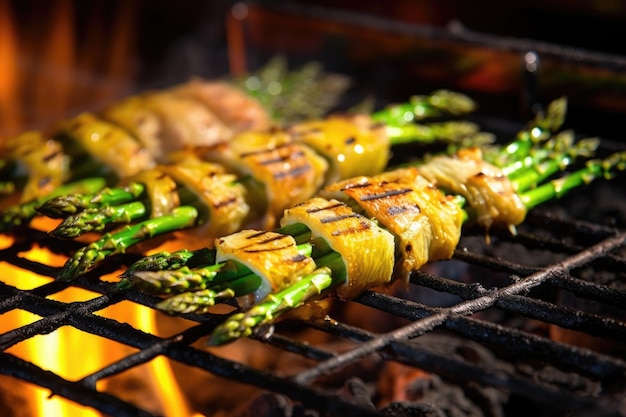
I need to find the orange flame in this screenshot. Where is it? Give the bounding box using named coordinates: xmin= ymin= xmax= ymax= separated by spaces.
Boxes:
xmin=0 ymin=0 xmax=21 ymax=141
xmin=0 ymin=240 xmax=197 ymax=417
xmin=0 ymin=0 xmax=197 ymax=415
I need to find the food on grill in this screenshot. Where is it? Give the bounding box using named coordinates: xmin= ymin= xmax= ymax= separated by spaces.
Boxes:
xmin=31 ymin=90 xmax=495 ymax=280
xmin=418 ymin=148 xmax=527 ymax=231
xmin=54 ymin=112 xmax=157 ymax=179
xmin=217 ymin=230 xmax=316 ymax=303
xmin=0 ymin=58 xmax=351 ymax=229
xmin=171 ymin=79 xmax=272 ymax=134
xmin=120 ymin=113 xmax=625 ymax=345
xmin=202 ymin=130 xmax=329 ymax=229
xmin=322 ymin=168 xmax=464 ymax=279
xmin=280 ymin=197 xmax=396 ymax=300
xmin=285 ymin=114 xmax=390 ymax=183
xmin=1 ymin=131 xmax=69 ymax=204
xmin=160 ymin=158 xmax=250 ymax=240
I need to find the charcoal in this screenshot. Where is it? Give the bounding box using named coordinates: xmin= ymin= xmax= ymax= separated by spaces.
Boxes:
xmin=381 ymin=401 xmax=444 ymax=417
xmin=339 ymin=377 xmax=376 ymax=410
xmin=236 ymin=392 xmax=293 ymax=417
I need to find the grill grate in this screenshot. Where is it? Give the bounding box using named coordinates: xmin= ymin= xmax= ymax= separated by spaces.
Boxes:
xmin=1 ymin=196 xmax=625 ymax=416
xmin=2 ymin=3 xmax=626 ymax=415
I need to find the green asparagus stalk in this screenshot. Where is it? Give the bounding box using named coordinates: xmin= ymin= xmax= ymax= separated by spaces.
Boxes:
xmin=234 ymin=55 xmax=351 ymax=122
xmin=119 ymin=248 xmax=216 ymax=278
xmin=371 ymin=90 xmax=478 ymax=125
xmin=521 ymin=151 xmax=626 ymax=209
xmin=57 ymin=206 xmax=199 ymax=281
xmin=209 ymin=267 xmax=334 ymax=344
xmin=501 ymin=132 xmax=599 ymax=177
xmin=50 ymin=201 xmax=148 ymax=238
xmin=486 ymin=97 xmax=568 ymax=166
xmin=38 ymin=183 xmax=145 ymax=218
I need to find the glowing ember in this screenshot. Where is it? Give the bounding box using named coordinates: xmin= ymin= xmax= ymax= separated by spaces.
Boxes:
xmin=0 ymin=0 xmax=195 ymax=414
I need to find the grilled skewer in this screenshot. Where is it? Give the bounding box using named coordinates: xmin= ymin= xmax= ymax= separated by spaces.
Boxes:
xmin=121 ymin=118 xmax=625 ymax=345
xmin=0 ymin=58 xmax=351 ymax=229
xmin=52 ymin=98 xmax=598 ymax=282
xmin=32 ymin=88 xmax=506 ymax=280
xmin=49 ymin=119 xmax=492 ymax=280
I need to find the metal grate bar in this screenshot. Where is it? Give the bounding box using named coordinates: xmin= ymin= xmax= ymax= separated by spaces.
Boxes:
xmin=0 ymin=352 xmax=155 ymax=417
xmin=304 ymin=314 xmax=617 ymax=415
xmin=0 ymin=282 xmax=387 ymax=416
xmin=292 ymin=231 xmax=626 ymax=384
xmin=495 ymin=294 xmax=626 ymax=340
xmin=351 ymin=291 xmax=626 ymax=378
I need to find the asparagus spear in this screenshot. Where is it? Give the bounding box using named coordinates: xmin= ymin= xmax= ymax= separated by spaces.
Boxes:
xmin=57 ymin=206 xmax=199 ymax=281
xmin=38 ymin=183 xmax=145 ymax=218
xmin=488 ymin=96 xmax=568 ymax=166
xmin=0 ymin=58 xmax=352 ymax=231
xmin=209 ymin=267 xmax=335 ymax=344
xmin=50 ymin=201 xmax=148 ymax=238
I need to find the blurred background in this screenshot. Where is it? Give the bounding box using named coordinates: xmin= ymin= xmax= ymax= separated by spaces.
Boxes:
xmin=2 ymin=0 xmax=626 ymax=141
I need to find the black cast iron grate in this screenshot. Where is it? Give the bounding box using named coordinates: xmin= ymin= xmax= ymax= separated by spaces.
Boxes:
xmin=1 ymin=3 xmax=626 ymax=415
xmin=0 ymin=190 xmax=625 ymax=417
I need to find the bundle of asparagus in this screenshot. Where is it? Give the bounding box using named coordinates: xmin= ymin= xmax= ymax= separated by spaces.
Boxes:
xmin=0 ymin=57 xmax=351 ymax=230
xmin=116 ymin=101 xmax=624 ymax=345
xmin=34 ymin=89 xmax=501 ymax=280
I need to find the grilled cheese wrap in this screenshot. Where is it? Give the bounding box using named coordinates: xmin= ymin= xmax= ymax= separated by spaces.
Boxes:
xmin=324 ymin=167 xmax=463 ymax=280
xmin=281 ymin=197 xmax=395 ymax=300
xmin=215 ymin=229 xmax=316 ymax=303
xmin=419 ymin=147 xmax=526 ymax=230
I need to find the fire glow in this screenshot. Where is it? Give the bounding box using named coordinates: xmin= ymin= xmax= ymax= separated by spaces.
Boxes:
xmin=0 ymin=0 xmax=196 ymax=415
xmin=0 ymin=233 xmax=196 ymax=417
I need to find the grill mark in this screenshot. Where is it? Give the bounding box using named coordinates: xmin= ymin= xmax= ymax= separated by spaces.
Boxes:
xmin=305 ymin=202 xmax=344 ymax=213
xmin=244 ymin=246 xmax=290 ymax=253
xmin=273 ymin=164 xmax=312 ymax=180
xmin=242 ymin=233 xmax=293 ymax=252
xmin=387 ymin=204 xmax=420 ymax=216
xmin=246 ymin=231 xmax=269 ymax=239
xmin=239 ymin=142 xmax=291 ymax=158
xmin=290 ymin=254 xmax=307 ymax=263
xmin=359 ymin=188 xmax=413 ymax=201
xmin=331 ymin=221 xmax=371 ymax=236
xmin=321 ymin=213 xmax=360 ymax=224
xmin=43 ymin=149 xmax=62 ymax=163
xmin=246 ymin=232 xmax=291 ymax=245
xmin=258 ymin=149 xmax=306 ymax=166
xmin=341 ymin=182 xmax=373 ymax=191
xmin=212 ymin=196 xmax=239 ymax=209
